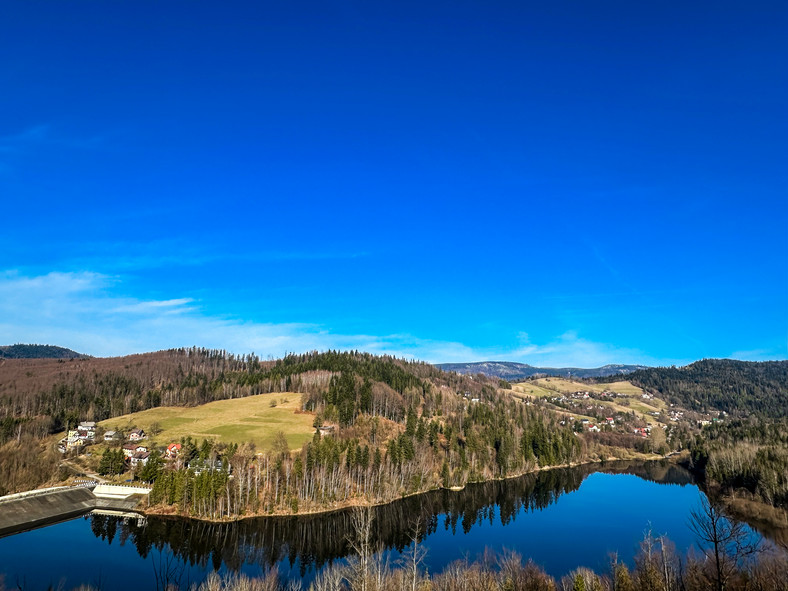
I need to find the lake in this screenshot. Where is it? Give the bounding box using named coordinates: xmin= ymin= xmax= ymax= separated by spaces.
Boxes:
xmin=0 ymin=460 xmax=763 ymax=590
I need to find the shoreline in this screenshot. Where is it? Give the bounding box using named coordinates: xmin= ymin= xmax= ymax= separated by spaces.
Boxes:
xmin=700 ymin=482 xmax=788 ymax=542
xmin=142 ymin=449 xmax=683 ymax=524
xmin=673 ymin=460 xmax=788 ymax=542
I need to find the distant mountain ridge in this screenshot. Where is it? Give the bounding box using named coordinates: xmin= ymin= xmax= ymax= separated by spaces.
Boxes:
xmin=0 ymin=344 xmax=89 ymax=359
xmin=437 ymin=361 xmax=650 ymax=380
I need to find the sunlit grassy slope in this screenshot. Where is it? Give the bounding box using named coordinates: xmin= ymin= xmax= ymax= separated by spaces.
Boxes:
xmin=533 ymin=378 xmax=644 ymax=396
xmin=98 ymin=392 xmax=315 ymax=451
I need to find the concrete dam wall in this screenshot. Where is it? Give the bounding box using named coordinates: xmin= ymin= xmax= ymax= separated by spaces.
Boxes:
xmin=0 ymin=485 xmax=150 ymax=537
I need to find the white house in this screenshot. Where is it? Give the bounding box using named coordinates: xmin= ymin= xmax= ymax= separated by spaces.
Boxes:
xmin=130 ymin=451 xmax=151 ymax=468
xmin=129 ymin=428 xmax=146 ymax=441
xmin=123 ymin=443 xmax=147 ymax=458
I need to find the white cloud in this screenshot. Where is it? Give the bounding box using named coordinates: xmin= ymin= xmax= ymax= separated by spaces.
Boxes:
xmin=110 ymin=298 xmax=196 ymax=314
xmin=427 ymin=330 xmax=666 ymax=368
xmin=0 ymin=269 xmax=660 ymax=366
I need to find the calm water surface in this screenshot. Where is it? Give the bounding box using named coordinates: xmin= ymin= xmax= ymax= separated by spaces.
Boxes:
xmin=0 ymin=461 xmax=758 ymax=590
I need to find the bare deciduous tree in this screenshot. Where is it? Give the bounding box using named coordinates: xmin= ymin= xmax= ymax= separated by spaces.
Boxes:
xmin=399 ymin=519 xmax=427 ymax=591
xmin=688 ymin=495 xmax=759 ymax=591
xmin=347 ymin=507 xmax=375 ymax=591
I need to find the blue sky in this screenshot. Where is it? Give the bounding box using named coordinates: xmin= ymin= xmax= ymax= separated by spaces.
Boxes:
xmin=1 ymin=1 xmax=786 ymax=365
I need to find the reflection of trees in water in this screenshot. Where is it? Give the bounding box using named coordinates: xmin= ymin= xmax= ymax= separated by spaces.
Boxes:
xmin=595 ymin=459 xmax=695 ymax=486
xmin=87 ymin=461 xmax=694 ymax=576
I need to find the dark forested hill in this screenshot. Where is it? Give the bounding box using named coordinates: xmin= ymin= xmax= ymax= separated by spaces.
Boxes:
xmin=0 ymin=344 xmax=88 ymax=359
xmin=0 ymin=348 xmax=494 ymax=442
xmin=620 ymin=359 xmax=788 ymax=417
xmin=438 ymin=361 xmax=649 ymax=380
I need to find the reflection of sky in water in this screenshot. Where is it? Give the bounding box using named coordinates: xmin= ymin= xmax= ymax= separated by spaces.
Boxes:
xmin=0 ymin=468 xmax=755 ymax=590
xmin=400 ymin=473 xmax=701 ymax=577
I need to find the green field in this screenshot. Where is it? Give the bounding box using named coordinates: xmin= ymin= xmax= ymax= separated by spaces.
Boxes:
xmin=98 ymin=392 xmax=316 ymax=451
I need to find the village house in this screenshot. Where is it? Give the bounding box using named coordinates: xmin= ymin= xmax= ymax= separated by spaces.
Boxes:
xmin=70 ymin=422 xmax=95 ymax=441
xmin=123 ymin=443 xmax=148 ymax=458
xmin=165 ymin=443 xmax=182 ymax=459
xmin=605 ymin=417 xmax=615 ymax=425
xmin=103 ymin=430 xmax=119 ymax=441
xmin=128 ymin=428 xmax=146 ymax=441
xmin=587 ymin=424 xmax=601 ymax=433
xmin=130 ymin=451 xmax=151 ymax=468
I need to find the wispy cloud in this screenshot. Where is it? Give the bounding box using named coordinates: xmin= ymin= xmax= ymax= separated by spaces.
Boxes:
xmin=0 ymin=269 xmax=664 ymax=366
xmin=110 ymin=298 xmax=197 ymax=314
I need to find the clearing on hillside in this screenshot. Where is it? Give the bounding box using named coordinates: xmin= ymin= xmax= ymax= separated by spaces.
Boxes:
xmin=98 ymin=392 xmax=315 ymax=451
xmin=533 ymin=377 xmax=644 ymax=396
xmin=512 ymin=378 xmax=666 ymax=426
xmin=510 ymin=382 xmax=556 ymax=398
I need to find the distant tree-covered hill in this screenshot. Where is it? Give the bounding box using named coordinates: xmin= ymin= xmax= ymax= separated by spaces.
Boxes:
xmin=438 ymin=361 xmax=649 ymax=380
xmin=0 ymin=344 xmax=88 ymax=359
xmin=618 ymin=359 xmax=788 ymax=417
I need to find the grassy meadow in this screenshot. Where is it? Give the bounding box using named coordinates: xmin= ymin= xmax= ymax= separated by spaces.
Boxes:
xmin=98 ymin=392 xmax=316 ymax=451
xmin=532 ymin=377 xmax=644 ymax=396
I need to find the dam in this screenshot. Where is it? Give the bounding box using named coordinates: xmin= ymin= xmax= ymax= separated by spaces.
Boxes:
xmin=0 ymin=483 xmax=151 ymax=537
